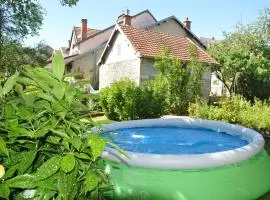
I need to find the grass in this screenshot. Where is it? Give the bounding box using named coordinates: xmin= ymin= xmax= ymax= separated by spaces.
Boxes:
xmin=92 ymin=115 xmax=114 ymax=125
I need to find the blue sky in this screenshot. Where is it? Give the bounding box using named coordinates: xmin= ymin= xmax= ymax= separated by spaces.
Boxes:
xmin=24 ymin=0 xmax=269 ymax=48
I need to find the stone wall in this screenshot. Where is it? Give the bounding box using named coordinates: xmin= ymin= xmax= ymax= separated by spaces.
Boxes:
xmin=99 ymin=59 xmax=140 ymax=89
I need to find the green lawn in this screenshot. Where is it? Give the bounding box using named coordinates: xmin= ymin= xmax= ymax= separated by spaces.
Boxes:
xmin=92 ymin=115 xmax=114 ymax=125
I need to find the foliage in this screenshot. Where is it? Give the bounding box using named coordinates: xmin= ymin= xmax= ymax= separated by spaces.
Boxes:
xmin=60 ymin=0 xmax=80 ymax=6
xmin=235 ymin=73 xmax=270 ymax=102
xmin=0 ymin=0 xmax=80 ymax=41
xmin=152 ymin=46 xmax=206 ymax=115
xmin=0 ymin=0 xmax=44 ymax=42
xmin=0 ymin=41 xmax=51 ymax=77
xmin=208 ymin=8 xmax=270 ymax=98
xmin=189 ymin=95 xmax=270 ymax=135
xmin=99 ymin=79 xmax=165 ymax=121
xmin=0 ymin=53 xmax=111 ymax=199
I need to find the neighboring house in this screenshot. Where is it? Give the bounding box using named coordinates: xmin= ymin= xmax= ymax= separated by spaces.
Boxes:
xmin=98 ymin=20 xmax=218 ymax=98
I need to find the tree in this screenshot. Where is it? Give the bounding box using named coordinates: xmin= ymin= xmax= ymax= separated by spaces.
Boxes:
xmin=0 ymin=41 xmax=51 ymax=78
xmin=0 ymin=0 xmax=80 ymax=76
xmin=208 ymin=8 xmax=270 ymax=98
xmin=0 ymin=0 xmax=80 ymax=42
xmin=152 ymin=46 xmax=206 ymax=115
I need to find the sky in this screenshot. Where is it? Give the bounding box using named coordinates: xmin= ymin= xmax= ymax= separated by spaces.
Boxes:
xmin=24 ymin=0 xmax=269 ymax=49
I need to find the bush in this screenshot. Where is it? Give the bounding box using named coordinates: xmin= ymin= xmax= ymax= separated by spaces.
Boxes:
xmin=0 ymin=53 xmax=111 ymax=199
xmin=152 ymin=47 xmax=206 ymax=115
xmin=99 ymin=79 xmax=164 ymax=121
xmin=236 ymin=73 xmax=270 ymax=102
xmin=189 ymin=95 xmax=270 ymax=135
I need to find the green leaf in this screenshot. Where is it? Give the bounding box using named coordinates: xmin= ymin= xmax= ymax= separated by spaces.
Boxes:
xmin=6 ymin=174 xmax=37 ymax=188
xmin=37 ymin=92 xmax=56 ymax=103
xmin=74 ymin=153 xmax=91 ymax=160
xmin=51 ymin=129 xmax=69 ymax=139
xmin=0 ymin=184 xmax=10 ymax=199
xmin=3 ymin=72 xmax=19 ymax=95
xmin=0 ymin=137 xmax=9 ymax=157
xmin=84 ymin=172 xmax=98 ymax=193
xmin=17 ymin=107 xmax=33 ymax=121
xmin=107 ymin=141 xmax=129 ymax=158
xmin=17 ymin=77 xmax=37 ymax=86
xmin=18 ymin=151 xmax=37 ymax=174
xmin=52 ymin=53 xmax=65 ymax=80
xmin=35 ymin=155 xmax=61 ymax=180
xmin=64 ymin=85 xmax=77 ymax=104
xmin=4 ymin=104 xmax=16 ymax=119
xmin=52 ymin=82 xmax=66 ymax=100
xmin=61 ymin=154 xmax=76 ymax=173
xmin=36 ymin=180 xmax=58 ymax=191
xmin=34 ymin=100 xmax=52 ymax=111
xmin=67 ymin=137 xmax=82 ymax=151
xmin=57 ymin=166 xmax=78 ymax=200
xmin=24 ymin=94 xmax=36 ymax=107
xmin=0 ymin=85 xmax=3 ymax=97
xmin=3 ymin=165 xmax=18 ymax=179
xmin=88 ymin=134 xmax=106 ymax=161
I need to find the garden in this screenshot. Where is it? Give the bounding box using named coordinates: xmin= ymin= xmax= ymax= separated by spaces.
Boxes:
xmin=0 ymin=0 xmax=270 ymax=199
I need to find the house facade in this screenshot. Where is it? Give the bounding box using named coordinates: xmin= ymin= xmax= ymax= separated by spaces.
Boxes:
xmin=54 ymin=9 xmax=218 ymax=97
xmin=98 ymin=20 xmax=218 ymax=98
xmin=60 ymin=10 xmax=157 ymax=89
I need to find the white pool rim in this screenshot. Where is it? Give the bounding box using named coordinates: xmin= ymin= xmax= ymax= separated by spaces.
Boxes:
xmin=97 ymin=117 xmax=265 ymax=169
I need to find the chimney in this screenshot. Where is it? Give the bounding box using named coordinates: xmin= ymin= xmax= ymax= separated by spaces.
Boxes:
xmin=123 ymin=14 xmax=131 ymax=26
xmin=68 ymin=40 xmax=71 ymax=47
xmin=81 ymin=19 xmax=88 ymax=40
xmin=183 ymin=17 xmax=191 ymax=30
xmin=117 ymin=9 xmax=131 ymax=26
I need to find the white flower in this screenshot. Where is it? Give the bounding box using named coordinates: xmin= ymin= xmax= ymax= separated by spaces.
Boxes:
xmin=0 ymin=164 xmax=5 ymax=178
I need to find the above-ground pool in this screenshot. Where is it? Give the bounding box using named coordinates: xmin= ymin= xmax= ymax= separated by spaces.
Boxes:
xmin=98 ymin=118 xmax=270 ymax=200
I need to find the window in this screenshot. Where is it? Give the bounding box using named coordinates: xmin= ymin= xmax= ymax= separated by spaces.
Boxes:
xmin=116 ymin=44 xmax=121 ymax=56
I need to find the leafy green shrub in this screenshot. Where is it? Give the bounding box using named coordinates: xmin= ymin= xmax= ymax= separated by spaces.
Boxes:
xmin=189 ymin=95 xmax=270 ymax=135
xmin=0 ymin=53 xmax=110 ymax=199
xmin=99 ymin=79 xmax=164 ymax=121
xmin=152 ymin=47 xmax=206 ymax=115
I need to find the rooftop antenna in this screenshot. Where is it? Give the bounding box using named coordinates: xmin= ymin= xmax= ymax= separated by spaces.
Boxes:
xmin=121 ymin=7 xmax=130 ymax=15
xmin=126 ymin=9 xmax=130 ymax=15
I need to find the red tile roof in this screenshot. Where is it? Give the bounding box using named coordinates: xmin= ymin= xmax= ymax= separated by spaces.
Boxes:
xmin=74 ymin=27 xmax=100 ymax=41
xmin=119 ymin=25 xmax=218 ymax=64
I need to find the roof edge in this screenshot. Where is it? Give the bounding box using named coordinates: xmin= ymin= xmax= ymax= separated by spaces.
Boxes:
xmin=145 ymin=15 xmax=207 ymax=49
xmin=75 ymin=9 xmax=157 ymax=46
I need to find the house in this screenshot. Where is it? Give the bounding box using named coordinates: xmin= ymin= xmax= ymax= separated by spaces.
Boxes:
xmin=60 ymin=10 xmax=158 ymax=89
xmin=56 ymin=9 xmax=218 ymax=97
xmin=97 ymin=16 xmax=218 ymax=98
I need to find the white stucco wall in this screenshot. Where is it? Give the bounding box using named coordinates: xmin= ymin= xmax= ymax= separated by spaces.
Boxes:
xmin=105 ymin=32 xmax=137 ymax=64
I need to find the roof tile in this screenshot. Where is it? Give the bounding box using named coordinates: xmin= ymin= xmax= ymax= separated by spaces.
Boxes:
xmin=119 ymin=25 xmax=218 ymax=64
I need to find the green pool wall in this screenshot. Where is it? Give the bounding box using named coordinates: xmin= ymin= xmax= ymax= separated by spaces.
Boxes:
xmin=105 ymin=150 xmax=270 ymax=200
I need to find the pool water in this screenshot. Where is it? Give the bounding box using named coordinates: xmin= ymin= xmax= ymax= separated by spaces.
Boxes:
xmin=103 ymin=126 xmax=248 ymax=154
